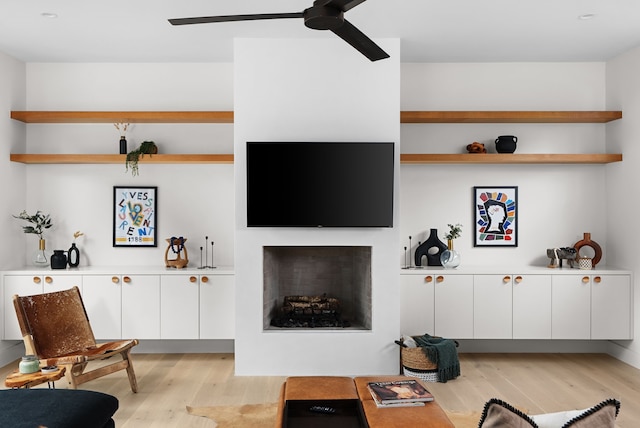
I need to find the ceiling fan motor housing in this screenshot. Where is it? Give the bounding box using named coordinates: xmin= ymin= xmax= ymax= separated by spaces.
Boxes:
xmin=304 ymin=6 xmax=345 ymax=30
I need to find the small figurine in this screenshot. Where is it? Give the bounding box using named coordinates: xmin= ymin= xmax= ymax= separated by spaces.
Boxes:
xmin=165 ymin=236 xmax=189 ymax=269
xmin=466 ymin=142 xmax=487 ymax=153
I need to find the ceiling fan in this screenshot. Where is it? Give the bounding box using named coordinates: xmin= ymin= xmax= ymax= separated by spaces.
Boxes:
xmin=168 ymin=0 xmax=389 ymax=62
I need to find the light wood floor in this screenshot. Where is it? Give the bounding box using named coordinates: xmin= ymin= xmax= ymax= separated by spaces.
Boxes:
xmin=1 ymin=353 xmax=638 ymax=427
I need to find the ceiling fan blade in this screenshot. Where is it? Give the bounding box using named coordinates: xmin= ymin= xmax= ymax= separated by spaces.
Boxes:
xmin=169 ymin=13 xmax=303 ymax=26
xmin=322 ymin=0 xmax=368 ymax=12
xmin=331 ymin=19 xmax=389 ymax=61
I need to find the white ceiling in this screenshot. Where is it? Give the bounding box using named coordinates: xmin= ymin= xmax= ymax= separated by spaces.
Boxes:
xmin=1 ymin=0 xmax=640 ymax=63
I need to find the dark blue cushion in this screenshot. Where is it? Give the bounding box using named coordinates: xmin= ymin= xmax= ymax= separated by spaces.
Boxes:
xmin=0 ymin=389 xmax=118 ymax=428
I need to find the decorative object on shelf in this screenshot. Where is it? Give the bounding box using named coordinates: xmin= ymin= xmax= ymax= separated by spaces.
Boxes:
xmin=113 ymin=186 xmax=157 ymax=247
xmin=415 ymin=229 xmax=447 ymax=267
xmin=466 ymin=142 xmax=487 ymax=153
xmin=495 ymin=135 xmax=518 ymax=153
xmin=573 ymin=232 xmax=602 ymax=268
xmin=546 ymin=247 xmax=576 ymax=268
xmin=578 ymin=257 xmax=593 ymax=270
xmin=114 ymin=123 xmax=129 ymax=154
xmin=13 ymin=210 xmax=53 ymax=266
xmin=440 ymin=223 xmax=462 ymax=269
xmin=165 ymin=236 xmax=189 ymax=269
xmin=198 ymin=236 xmax=217 ymax=269
xmin=50 ymin=250 xmax=68 ymax=269
xmin=125 ymin=140 xmax=158 ymax=176
xmin=68 ymin=231 xmax=83 ymax=268
xmin=474 ymin=186 xmax=518 ymax=247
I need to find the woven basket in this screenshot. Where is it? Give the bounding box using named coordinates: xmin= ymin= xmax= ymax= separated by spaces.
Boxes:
xmin=402 ymin=366 xmax=440 ymax=382
xmin=400 ymin=346 xmax=438 ymax=371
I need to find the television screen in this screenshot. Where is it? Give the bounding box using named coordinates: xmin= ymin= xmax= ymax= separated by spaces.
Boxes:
xmin=246 ymin=142 xmax=394 ymax=227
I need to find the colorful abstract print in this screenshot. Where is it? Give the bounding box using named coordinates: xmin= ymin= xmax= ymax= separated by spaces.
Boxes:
xmin=476 ymin=191 xmax=516 ymax=242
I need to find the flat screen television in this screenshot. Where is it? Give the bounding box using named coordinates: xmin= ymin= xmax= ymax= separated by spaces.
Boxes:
xmin=246 ymin=142 xmax=394 ymax=227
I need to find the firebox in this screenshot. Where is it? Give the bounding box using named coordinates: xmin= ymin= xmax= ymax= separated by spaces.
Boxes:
xmin=263 ymin=246 xmax=372 ymax=330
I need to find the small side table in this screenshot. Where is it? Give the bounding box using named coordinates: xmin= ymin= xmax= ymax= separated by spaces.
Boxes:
xmin=5 ymin=366 xmax=66 ymax=389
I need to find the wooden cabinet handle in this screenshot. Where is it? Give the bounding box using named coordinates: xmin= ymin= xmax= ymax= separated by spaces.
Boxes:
xmin=582 ymin=276 xmax=589 ymax=283
xmin=123 ymin=276 xmax=131 ymax=283
xmin=424 ymin=276 xmax=433 ymax=283
xmin=33 ymin=276 xmax=41 ymax=284
xmin=45 ymin=276 xmax=52 ymax=284
xmin=190 ymin=276 xmax=197 ymax=283
xmin=514 ymin=276 xmax=523 ymax=283
xmin=112 ymin=276 xmax=119 ymax=284
xmin=503 ymin=276 xmax=511 ymax=283
xmin=436 ymin=275 xmax=444 ymax=283
xmin=201 ymin=276 xmax=209 ymax=283
xmin=593 ymin=276 xmax=601 ymax=283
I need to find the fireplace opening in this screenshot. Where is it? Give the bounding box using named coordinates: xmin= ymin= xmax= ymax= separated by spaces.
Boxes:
xmin=263 ymin=246 xmax=372 ymax=331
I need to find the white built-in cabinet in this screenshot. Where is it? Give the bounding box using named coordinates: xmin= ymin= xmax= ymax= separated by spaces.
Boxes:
xmin=400 ymin=268 xmax=632 ymax=341
xmin=2 ymin=268 xmax=234 ymax=341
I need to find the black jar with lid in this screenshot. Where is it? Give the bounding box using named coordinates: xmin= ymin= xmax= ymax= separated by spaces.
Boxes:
xmin=50 ymin=250 xmax=67 ymax=269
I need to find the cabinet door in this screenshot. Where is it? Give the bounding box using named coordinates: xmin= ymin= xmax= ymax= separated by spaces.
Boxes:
xmin=160 ymin=275 xmax=199 ymax=339
xmin=591 ymin=275 xmax=632 ymax=340
xmin=473 ymin=275 xmax=512 ymax=339
xmin=41 ymin=274 xmax=80 ymax=293
xmin=552 ymin=275 xmax=591 ymax=339
xmin=200 ymin=274 xmax=235 ymax=339
xmin=400 ymin=274 xmax=435 ymax=336
xmin=122 ymin=275 xmax=160 ymax=339
xmin=434 ymin=274 xmax=473 ymax=339
xmin=82 ymin=275 xmax=122 ymax=340
xmin=513 ymin=275 xmax=552 ymax=339
xmin=3 ymin=275 xmax=43 ymax=340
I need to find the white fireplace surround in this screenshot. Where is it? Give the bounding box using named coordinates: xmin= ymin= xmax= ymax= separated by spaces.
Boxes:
xmin=234 ymin=37 xmax=400 ymax=376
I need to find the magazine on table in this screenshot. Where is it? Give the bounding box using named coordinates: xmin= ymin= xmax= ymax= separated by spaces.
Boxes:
xmin=367 ymin=386 xmax=427 ymax=408
xmin=367 ymin=379 xmax=434 ymax=405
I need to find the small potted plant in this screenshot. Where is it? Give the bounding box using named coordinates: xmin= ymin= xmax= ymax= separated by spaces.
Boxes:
xmin=125 ymin=141 xmax=158 ymax=176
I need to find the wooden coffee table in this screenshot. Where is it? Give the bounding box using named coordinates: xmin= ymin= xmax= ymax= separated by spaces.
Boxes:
xmin=5 ymin=366 xmax=66 ymax=389
xmin=276 ymin=375 xmax=454 ymax=427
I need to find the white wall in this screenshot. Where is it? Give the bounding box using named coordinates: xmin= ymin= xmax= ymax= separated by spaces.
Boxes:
xmin=400 ymin=63 xmax=611 ymax=269
xmin=18 ymin=63 xmax=235 ymax=268
xmin=0 ymin=51 xmax=27 ymax=365
xmin=233 ymin=38 xmax=401 ymax=376
xmin=605 ymin=46 xmax=640 ymax=367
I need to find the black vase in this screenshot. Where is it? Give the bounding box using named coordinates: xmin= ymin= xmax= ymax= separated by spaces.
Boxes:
xmin=119 ymin=136 xmax=127 ymax=154
xmin=414 ymin=229 xmax=448 ymax=266
xmin=495 ymin=135 xmax=518 ymax=153
xmin=68 ymin=243 xmax=80 ymax=268
xmin=51 ymin=250 xmax=68 ymax=269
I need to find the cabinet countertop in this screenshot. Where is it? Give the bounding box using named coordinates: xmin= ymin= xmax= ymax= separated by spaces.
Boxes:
xmin=400 ymin=265 xmax=631 ymax=275
xmin=1 ymin=266 xmax=235 ymax=275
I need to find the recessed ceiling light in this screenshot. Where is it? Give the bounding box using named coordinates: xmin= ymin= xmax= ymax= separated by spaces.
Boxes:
xmin=578 ymin=14 xmax=595 ymax=20
xmin=41 ymin=12 xmax=58 ymax=19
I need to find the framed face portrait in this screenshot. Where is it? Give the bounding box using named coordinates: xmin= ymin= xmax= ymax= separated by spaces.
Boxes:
xmin=473 ymin=186 xmax=517 ymax=247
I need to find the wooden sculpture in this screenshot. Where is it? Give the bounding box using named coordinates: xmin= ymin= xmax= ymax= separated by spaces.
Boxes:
xmin=165 ymin=236 xmax=189 ymax=269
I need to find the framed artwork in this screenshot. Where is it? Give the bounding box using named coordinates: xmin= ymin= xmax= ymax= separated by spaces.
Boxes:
xmin=473 ymin=186 xmax=518 ymax=247
xmin=113 ymin=186 xmax=157 ymax=247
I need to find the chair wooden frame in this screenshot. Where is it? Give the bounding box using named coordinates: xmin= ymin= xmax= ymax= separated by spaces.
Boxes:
xmin=13 ymin=286 xmax=139 ymax=392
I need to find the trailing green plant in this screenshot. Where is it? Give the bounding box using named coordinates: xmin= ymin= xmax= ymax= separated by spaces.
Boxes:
xmin=13 ymin=210 xmax=53 ymax=238
xmin=444 ymin=223 xmax=462 ymax=240
xmin=125 ymin=140 xmax=157 ymax=176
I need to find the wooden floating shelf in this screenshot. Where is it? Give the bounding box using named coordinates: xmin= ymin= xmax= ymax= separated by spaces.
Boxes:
xmin=399 ymin=153 xmax=623 ymax=164
xmin=10 ymin=110 xmax=621 ymax=124
xmin=10 ymin=153 xmax=621 ymax=165
xmin=9 ymin=154 xmax=234 ymax=164
xmin=10 ymin=111 xmax=234 ymax=123
xmin=399 ymin=111 xmax=622 ymax=123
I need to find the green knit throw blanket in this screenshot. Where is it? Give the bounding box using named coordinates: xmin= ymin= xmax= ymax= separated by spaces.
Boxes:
xmin=413 ymin=333 xmax=460 ymax=383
